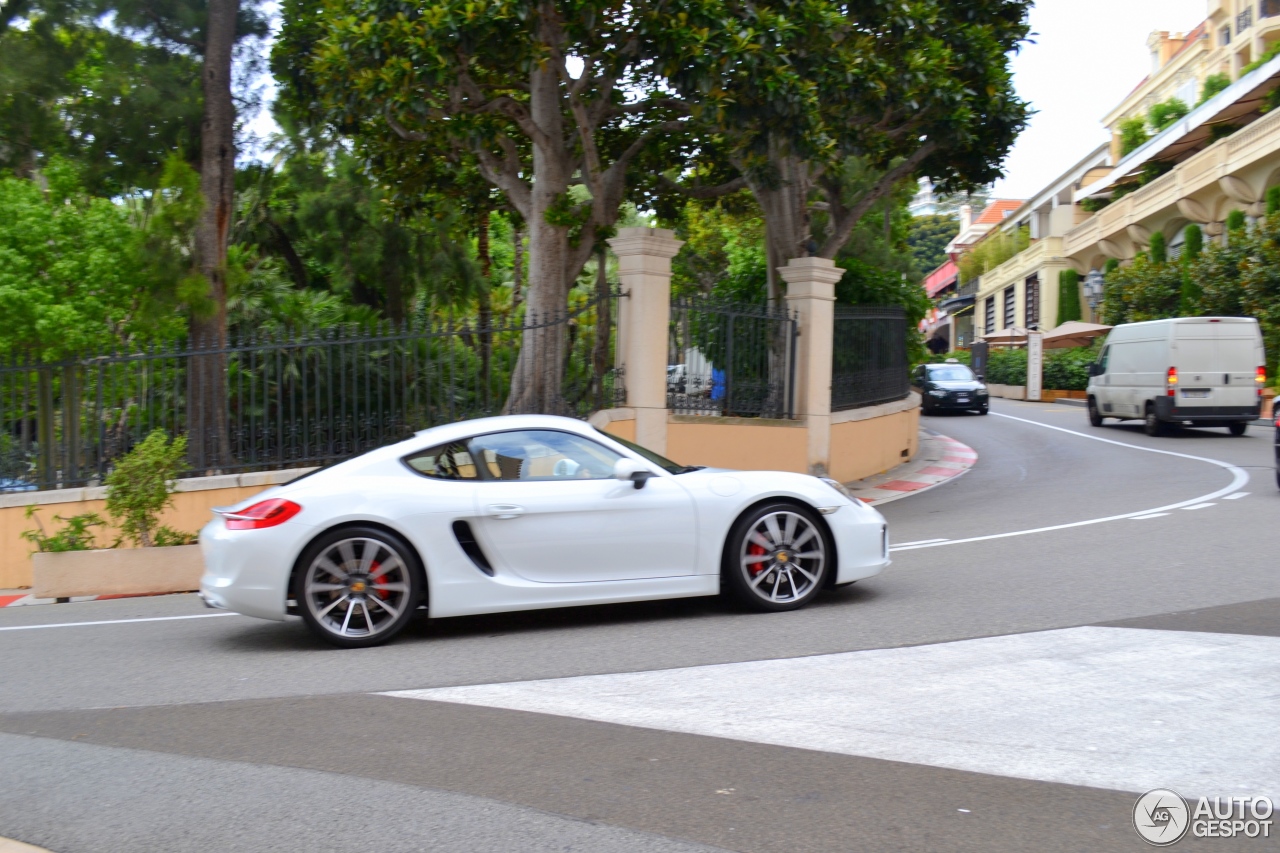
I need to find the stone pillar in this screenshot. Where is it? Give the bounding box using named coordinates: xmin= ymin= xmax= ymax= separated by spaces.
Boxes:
xmin=608 ymin=227 xmax=683 ymax=454
xmin=781 ymin=256 xmax=843 ymax=477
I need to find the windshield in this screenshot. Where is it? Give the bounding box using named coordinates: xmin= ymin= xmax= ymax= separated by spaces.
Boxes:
xmin=928 ymin=366 xmax=976 ymax=382
xmin=596 ymin=429 xmax=698 ymax=474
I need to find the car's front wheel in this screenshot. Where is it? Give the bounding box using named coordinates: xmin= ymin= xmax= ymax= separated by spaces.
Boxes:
xmin=295 ymin=527 xmax=422 ymax=648
xmin=723 ymin=503 xmax=831 ymax=611
xmin=1088 ymin=397 xmax=1104 ymax=427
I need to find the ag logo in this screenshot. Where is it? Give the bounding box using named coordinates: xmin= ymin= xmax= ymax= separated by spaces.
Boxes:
xmin=1134 ymin=789 xmax=1190 ymax=846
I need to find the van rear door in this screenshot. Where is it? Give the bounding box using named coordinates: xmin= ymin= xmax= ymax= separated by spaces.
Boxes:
xmin=1171 ymin=320 xmax=1262 ymax=411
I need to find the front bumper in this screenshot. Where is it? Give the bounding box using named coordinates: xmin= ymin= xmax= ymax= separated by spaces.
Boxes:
xmin=926 ymin=394 xmax=987 ymax=410
xmin=1154 ymin=398 xmax=1259 ymax=422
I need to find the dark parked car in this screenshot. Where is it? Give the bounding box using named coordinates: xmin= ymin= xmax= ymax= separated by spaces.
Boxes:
xmin=913 ymin=360 xmax=989 ymax=416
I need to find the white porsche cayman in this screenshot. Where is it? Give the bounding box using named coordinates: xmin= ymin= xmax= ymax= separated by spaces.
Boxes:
xmin=199 ymin=415 xmax=890 ymax=647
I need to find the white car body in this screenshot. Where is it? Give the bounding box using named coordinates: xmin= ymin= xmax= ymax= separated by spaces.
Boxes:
xmin=199 ymin=415 xmax=889 ymax=626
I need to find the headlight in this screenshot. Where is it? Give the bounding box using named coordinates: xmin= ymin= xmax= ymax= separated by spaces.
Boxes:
xmin=928 ymin=389 xmax=946 ymax=397
xmin=819 ymin=477 xmax=855 ymax=502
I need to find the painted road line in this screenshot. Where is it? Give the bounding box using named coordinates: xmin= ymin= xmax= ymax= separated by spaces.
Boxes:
xmin=891 ymin=413 xmax=1249 ymax=552
xmin=890 ymin=538 xmax=950 ymax=548
xmin=383 ymin=626 xmax=1280 ymax=798
xmin=0 ymin=613 xmax=239 ymax=632
xmin=1181 ymin=503 xmax=1216 ymax=511
xmin=1224 ymin=492 xmax=1250 ymax=500
xmin=1130 ymin=513 xmax=1170 ymax=520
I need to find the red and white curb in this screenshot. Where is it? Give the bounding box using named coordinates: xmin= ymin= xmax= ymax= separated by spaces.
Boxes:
xmin=0 ymin=591 xmax=178 ymax=608
xmin=857 ymin=435 xmax=977 ymax=506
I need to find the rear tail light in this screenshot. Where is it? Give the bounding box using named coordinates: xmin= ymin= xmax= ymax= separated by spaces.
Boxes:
xmin=219 ymin=499 xmax=302 ymax=530
xmin=1258 ymin=366 xmax=1267 ymax=397
xmin=1167 ymin=366 xmax=1178 ymax=397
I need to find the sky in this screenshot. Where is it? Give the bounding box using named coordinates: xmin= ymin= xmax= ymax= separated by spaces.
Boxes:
xmin=990 ymin=0 xmax=1211 ymax=199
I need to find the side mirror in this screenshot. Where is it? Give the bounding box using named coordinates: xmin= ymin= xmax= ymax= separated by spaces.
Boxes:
xmin=1087 ymin=364 xmax=1099 ymax=377
xmin=613 ymin=458 xmax=654 ymax=490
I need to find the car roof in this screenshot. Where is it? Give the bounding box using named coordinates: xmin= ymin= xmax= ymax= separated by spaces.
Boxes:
xmin=412 ymin=414 xmax=596 ymax=444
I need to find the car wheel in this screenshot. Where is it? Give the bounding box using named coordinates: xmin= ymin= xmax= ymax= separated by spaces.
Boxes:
xmin=1228 ymin=421 xmax=1248 ymax=436
xmin=1143 ymin=404 xmax=1165 ymax=437
xmin=1088 ymin=398 xmax=1104 ymax=427
xmin=976 ymin=406 xmax=989 ymax=415
xmin=723 ymin=502 xmax=831 ymax=612
xmin=295 ymin=526 xmax=422 ymax=648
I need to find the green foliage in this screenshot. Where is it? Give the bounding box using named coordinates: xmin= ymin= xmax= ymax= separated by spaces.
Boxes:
xmin=1147 ymin=99 xmax=1189 ymax=132
xmin=1183 ymin=225 xmax=1204 ymax=260
xmin=1102 ymin=255 xmax=1183 ymax=324
xmin=1269 ymin=187 xmax=1280 ymax=215
xmin=670 ymin=194 xmax=768 ymax=301
xmin=1119 ymin=117 xmax=1150 ymax=157
xmin=957 ymin=226 xmax=1031 ymax=283
xmin=104 ymin=429 xmax=193 ymax=548
xmin=0 ymin=161 xmax=186 ymax=358
xmin=1080 ymin=197 xmax=1110 ymax=213
xmin=1104 ymin=258 xmax=1120 ymax=275
xmin=1240 ymin=42 xmax=1280 ymax=76
xmin=985 ymin=348 xmax=1027 ymax=386
xmin=1042 ymin=345 xmax=1100 ymax=391
xmin=20 ymin=507 xmax=108 ymax=553
xmin=1226 ymin=209 xmax=1247 ymax=234
xmin=1057 ymin=269 xmax=1082 ymax=325
xmin=1181 ymin=224 xmax=1204 ymax=313
xmin=1198 ymin=73 xmax=1231 ymax=105
xmin=907 ymin=215 xmax=959 ymax=274
xmin=1148 ymin=231 xmax=1167 ymax=264
xmin=1209 ymin=123 xmax=1240 ymax=143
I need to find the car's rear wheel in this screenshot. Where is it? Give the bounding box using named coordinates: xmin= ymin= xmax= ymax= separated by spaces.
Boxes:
xmin=1144 ymin=404 xmax=1165 ymax=437
xmin=1228 ymin=421 xmax=1248 ymax=436
xmin=1088 ymin=397 xmax=1104 ymax=427
xmin=723 ymin=503 xmax=831 ymax=612
xmin=296 ymin=527 xmax=422 ymax=648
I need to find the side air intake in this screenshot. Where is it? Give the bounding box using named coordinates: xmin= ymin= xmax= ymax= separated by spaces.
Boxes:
xmin=452 ymin=520 xmax=494 ymax=576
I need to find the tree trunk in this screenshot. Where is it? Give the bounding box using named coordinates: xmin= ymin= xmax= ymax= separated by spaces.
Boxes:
xmin=743 ymin=146 xmax=811 ymax=306
xmin=591 ymin=245 xmax=612 ymax=410
xmin=505 ymin=62 xmax=572 ymax=415
xmin=511 ymin=225 xmax=524 ymax=308
xmin=188 ymin=0 xmax=238 ymax=472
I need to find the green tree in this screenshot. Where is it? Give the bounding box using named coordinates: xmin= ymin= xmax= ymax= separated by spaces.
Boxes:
xmin=1057 ymin=269 xmax=1082 ymax=325
xmin=1199 ymin=73 xmax=1231 ymax=105
xmin=1147 ymin=98 xmax=1188 ymax=132
xmin=908 ymin=214 xmax=960 ymax=274
xmin=1180 ymin=224 xmax=1203 ymax=313
xmin=1148 ymin=231 xmax=1167 ymax=264
xmin=1119 ymin=116 xmax=1150 ymax=157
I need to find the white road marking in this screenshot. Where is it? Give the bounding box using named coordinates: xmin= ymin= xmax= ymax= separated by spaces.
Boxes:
xmin=0 ymin=613 xmax=239 ymax=632
xmin=1181 ymin=503 xmax=1216 ymax=511
xmin=890 ymin=538 xmax=950 ymax=548
xmin=891 ymin=413 xmax=1250 ymax=552
xmin=1130 ymin=513 xmax=1170 ymax=520
xmin=1224 ymin=492 xmax=1250 ymax=500
xmin=383 ymin=627 xmax=1280 ymax=797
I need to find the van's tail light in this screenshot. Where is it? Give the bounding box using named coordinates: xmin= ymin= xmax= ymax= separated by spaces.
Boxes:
xmin=1258 ymin=366 xmax=1267 ymax=397
xmin=1167 ymin=367 xmax=1178 ymax=397
xmin=218 ymin=499 xmax=301 ymax=530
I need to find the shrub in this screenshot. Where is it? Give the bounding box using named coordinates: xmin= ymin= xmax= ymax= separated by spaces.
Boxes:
xmin=1198 ymin=73 xmax=1231 ymax=105
xmin=105 ymin=429 xmax=195 ymax=548
xmin=21 ymin=507 xmax=108 ymax=553
xmin=1148 ymin=231 xmax=1167 ymax=264
xmin=1119 ymin=117 xmax=1150 ymax=157
xmin=1147 ymin=98 xmax=1189 ymax=132
xmin=1042 ymin=346 xmax=1098 ymax=391
xmin=1057 ymin=269 xmax=1082 ymax=325
xmin=985 ymin=348 xmax=1027 ymax=386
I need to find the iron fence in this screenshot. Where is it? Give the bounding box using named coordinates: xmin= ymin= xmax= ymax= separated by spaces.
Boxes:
xmin=831 ymin=305 xmax=909 ymax=411
xmin=667 ymin=297 xmax=797 ymax=419
xmin=0 ymin=292 xmax=621 ymax=491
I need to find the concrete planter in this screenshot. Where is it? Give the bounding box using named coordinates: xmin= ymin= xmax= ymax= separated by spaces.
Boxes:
xmin=31 ymin=544 xmax=203 ymax=599
xmin=986 ymin=384 xmax=1026 ymax=400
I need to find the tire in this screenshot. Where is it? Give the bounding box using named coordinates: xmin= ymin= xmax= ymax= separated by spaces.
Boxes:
xmin=976 ymin=406 xmax=989 ymax=415
xmin=1087 ymin=397 xmax=1104 ymax=427
xmin=1228 ymin=421 xmax=1248 ymax=436
xmin=722 ymin=502 xmax=832 ymax=612
xmin=295 ymin=526 xmax=423 ymax=648
xmin=1143 ymin=404 xmax=1165 ymax=437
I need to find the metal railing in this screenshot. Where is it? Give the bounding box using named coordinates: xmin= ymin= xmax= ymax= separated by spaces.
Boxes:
xmin=1240 ymin=7 xmax=1254 ymax=33
xmin=667 ymin=297 xmax=797 ymax=419
xmin=0 ymin=293 xmax=621 ymax=491
xmin=831 ymin=305 xmax=909 ymax=411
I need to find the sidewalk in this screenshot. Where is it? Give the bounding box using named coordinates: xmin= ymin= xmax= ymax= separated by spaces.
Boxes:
xmin=0 ymin=838 xmax=55 ymax=853
xmin=844 ymin=429 xmax=977 ymax=506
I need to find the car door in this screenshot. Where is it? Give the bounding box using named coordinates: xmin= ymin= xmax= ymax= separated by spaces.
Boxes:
xmin=1093 ymin=345 xmax=1114 ymax=413
xmin=466 ymin=429 xmax=698 ymax=583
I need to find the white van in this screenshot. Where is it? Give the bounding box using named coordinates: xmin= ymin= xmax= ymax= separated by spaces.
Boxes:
xmin=1087 ymin=317 xmax=1264 ymax=436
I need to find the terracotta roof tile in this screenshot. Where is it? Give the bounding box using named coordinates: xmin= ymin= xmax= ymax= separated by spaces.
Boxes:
xmin=974 ymin=200 xmax=1024 ymax=224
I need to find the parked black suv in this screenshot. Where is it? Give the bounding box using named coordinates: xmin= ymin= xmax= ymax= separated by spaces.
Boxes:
xmin=913 ymin=360 xmax=989 ymax=415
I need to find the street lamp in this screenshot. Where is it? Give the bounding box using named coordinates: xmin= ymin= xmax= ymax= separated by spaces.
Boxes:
xmin=1084 ymin=269 xmax=1105 ymax=318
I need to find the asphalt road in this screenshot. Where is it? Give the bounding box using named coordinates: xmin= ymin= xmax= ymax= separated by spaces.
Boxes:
xmin=2 ymin=398 xmax=1277 ymax=853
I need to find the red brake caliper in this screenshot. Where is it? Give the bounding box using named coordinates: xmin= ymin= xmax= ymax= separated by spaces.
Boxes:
xmin=748 ymin=542 xmax=768 ymax=575
xmin=369 ymin=561 xmax=390 ymax=599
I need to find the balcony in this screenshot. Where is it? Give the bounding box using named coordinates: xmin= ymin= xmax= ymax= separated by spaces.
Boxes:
xmin=1265 ymin=1 xmax=1280 ymax=19
xmin=1241 ymin=8 xmax=1255 ymax=34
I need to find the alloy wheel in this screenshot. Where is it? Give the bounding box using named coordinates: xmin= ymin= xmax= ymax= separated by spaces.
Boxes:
xmin=738 ymin=510 xmax=826 ymax=604
xmin=302 ymin=537 xmax=412 ymax=641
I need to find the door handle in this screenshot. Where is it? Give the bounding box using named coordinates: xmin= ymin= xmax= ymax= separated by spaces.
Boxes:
xmin=486 ymin=504 xmax=524 ymax=519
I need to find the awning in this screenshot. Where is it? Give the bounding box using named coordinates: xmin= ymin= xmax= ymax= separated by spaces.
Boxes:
xmin=939 ymin=294 xmax=975 ymax=313
xmin=1043 ymin=320 xmax=1111 ymax=349
xmin=924 ymin=261 xmax=959 ymax=297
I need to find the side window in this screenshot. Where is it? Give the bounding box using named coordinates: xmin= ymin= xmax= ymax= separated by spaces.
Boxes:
xmin=1098 ymin=346 xmax=1110 ymax=374
xmin=404 ymin=441 xmax=481 ymax=480
xmin=469 ymin=430 xmax=623 ymax=481
xmin=913 ymin=365 xmax=924 ymax=384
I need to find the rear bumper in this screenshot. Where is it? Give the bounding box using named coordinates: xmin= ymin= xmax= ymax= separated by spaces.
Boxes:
xmin=1154 ymin=398 xmax=1260 ymax=422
